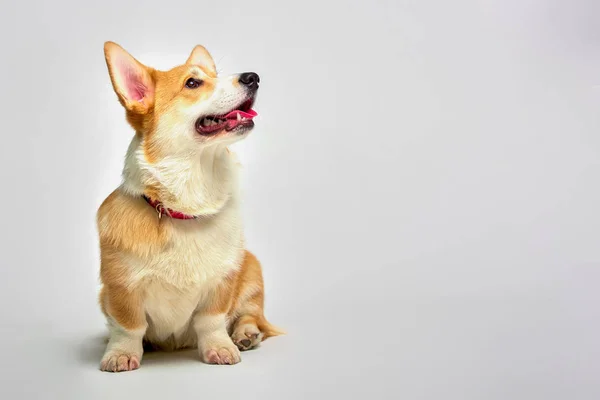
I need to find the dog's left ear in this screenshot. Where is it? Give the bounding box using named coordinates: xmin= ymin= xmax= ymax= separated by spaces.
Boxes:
xmin=186 ymin=45 xmax=216 ymax=75
xmin=104 ymin=41 xmax=155 ymax=114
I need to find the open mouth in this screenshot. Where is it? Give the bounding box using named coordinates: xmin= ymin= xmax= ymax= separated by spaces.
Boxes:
xmin=195 ymin=97 xmax=257 ymax=135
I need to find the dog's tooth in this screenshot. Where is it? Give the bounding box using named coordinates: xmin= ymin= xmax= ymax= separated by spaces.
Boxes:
xmin=237 ymin=113 xmax=241 ymax=121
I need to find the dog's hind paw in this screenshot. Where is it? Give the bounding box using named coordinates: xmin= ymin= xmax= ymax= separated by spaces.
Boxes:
xmin=231 ymin=323 xmax=263 ymax=351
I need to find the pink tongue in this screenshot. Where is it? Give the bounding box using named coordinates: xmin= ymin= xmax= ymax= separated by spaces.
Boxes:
xmin=223 ymin=109 xmax=258 ymax=119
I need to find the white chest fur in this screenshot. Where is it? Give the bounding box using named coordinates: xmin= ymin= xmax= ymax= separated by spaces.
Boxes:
xmin=126 ymin=203 xmax=244 ymax=288
xmin=124 ymin=200 xmax=245 ymax=342
xmin=119 ymin=136 xmax=246 ymax=341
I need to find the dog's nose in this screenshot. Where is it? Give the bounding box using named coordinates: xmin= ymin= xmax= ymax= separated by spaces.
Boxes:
xmin=239 ymin=72 xmax=260 ymax=89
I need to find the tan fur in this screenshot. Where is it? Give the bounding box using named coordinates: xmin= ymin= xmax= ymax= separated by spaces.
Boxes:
xmin=99 ymin=283 xmax=146 ymax=331
xmin=97 ymin=42 xmax=281 ymax=372
xmin=204 ymin=251 xmax=283 ymax=338
xmin=98 ymin=190 xmax=171 ymax=261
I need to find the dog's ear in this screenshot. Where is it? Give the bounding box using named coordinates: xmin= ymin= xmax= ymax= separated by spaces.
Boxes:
xmin=186 ymin=45 xmax=216 ymax=75
xmin=104 ymin=42 xmax=154 ymax=113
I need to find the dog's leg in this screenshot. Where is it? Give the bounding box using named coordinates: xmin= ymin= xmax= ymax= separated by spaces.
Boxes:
xmin=230 ymin=251 xmax=283 ymax=351
xmin=194 ymin=312 xmax=241 ymax=365
xmin=194 ymin=251 xmax=282 ymax=364
xmin=230 ymin=293 xmax=283 ymax=351
xmin=193 ymin=264 xmax=241 ymax=365
xmin=99 ymin=285 xmax=147 ymax=372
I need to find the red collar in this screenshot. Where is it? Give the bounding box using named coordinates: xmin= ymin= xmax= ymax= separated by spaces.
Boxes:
xmin=143 ymin=195 xmax=197 ymax=220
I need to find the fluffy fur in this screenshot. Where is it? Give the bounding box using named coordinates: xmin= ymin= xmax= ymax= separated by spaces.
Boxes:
xmin=97 ymin=42 xmax=281 ymax=372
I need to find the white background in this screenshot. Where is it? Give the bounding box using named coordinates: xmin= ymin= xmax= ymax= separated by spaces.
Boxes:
xmin=0 ymin=0 xmax=598 ymax=399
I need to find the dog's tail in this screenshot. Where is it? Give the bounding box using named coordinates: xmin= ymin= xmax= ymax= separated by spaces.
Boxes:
xmin=258 ymin=318 xmax=286 ymax=340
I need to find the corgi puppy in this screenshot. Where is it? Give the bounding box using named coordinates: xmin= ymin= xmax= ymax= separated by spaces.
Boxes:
xmin=97 ymin=42 xmax=281 ymax=372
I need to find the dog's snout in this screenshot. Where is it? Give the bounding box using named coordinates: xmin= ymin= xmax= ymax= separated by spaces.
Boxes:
xmin=239 ymin=72 xmax=260 ymax=89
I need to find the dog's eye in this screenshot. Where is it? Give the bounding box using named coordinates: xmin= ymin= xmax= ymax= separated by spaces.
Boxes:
xmin=185 ymin=78 xmax=203 ymax=89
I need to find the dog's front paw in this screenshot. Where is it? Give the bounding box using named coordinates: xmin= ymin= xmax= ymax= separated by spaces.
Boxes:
xmin=100 ymin=351 xmax=141 ymax=372
xmin=200 ymin=341 xmax=241 ymax=365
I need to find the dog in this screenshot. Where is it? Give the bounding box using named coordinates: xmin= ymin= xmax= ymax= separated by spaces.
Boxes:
xmin=97 ymin=42 xmax=281 ymax=372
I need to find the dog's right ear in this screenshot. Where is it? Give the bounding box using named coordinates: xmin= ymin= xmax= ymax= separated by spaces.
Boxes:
xmin=104 ymin=42 xmax=154 ymax=113
xmin=186 ymin=45 xmax=216 ymax=76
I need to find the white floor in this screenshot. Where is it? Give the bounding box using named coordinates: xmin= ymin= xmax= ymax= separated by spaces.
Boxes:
xmin=1 ymin=1 xmax=599 ymax=399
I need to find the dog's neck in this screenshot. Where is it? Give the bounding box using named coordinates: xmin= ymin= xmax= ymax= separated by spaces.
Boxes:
xmin=121 ymin=135 xmax=238 ymax=216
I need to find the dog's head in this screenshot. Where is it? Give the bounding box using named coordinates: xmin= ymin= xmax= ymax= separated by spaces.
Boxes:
xmin=104 ymin=42 xmax=258 ymax=159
